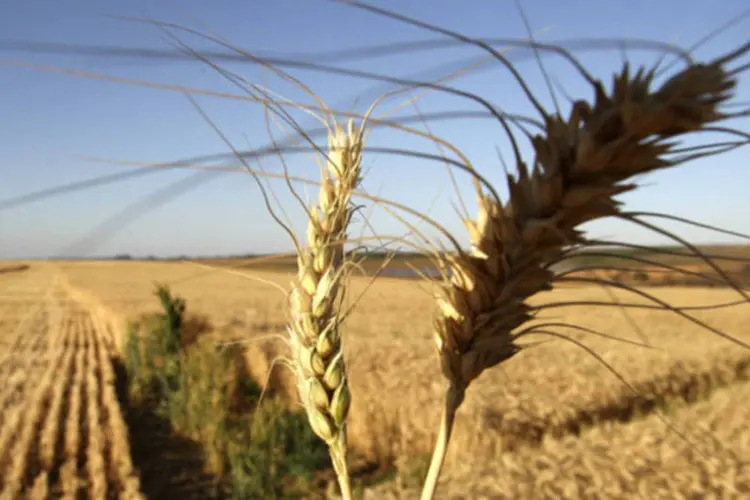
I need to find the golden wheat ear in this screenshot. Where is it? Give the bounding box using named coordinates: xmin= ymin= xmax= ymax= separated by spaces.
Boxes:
xmin=171 ymin=30 xmax=377 ymax=498
xmin=416 ymin=43 xmax=750 ymax=499
xmin=285 ymin=117 xmax=368 ymax=500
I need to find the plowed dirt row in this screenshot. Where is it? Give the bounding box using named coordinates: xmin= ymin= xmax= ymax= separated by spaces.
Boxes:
xmin=0 ymin=268 xmax=142 ymax=500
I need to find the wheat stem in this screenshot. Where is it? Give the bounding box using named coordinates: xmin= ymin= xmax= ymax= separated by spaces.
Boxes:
xmin=330 ymin=435 xmax=354 ymax=500
xmin=421 ymin=382 xmax=465 ymax=500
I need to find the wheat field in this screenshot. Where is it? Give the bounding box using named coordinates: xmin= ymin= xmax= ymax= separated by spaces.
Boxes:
xmin=0 ymin=265 xmax=142 ymax=499
xmin=11 ymin=259 xmax=738 ymax=498
xmin=3 ymin=0 xmax=750 ymax=496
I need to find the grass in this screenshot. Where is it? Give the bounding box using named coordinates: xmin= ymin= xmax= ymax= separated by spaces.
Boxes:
xmin=122 ymin=283 xmax=330 ymax=499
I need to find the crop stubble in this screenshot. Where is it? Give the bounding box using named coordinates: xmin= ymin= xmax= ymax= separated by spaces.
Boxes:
xmin=0 ymin=266 xmax=142 ymax=499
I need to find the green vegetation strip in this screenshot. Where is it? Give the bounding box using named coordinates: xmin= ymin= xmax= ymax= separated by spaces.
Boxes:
xmin=123 ymin=285 xmax=330 ymax=499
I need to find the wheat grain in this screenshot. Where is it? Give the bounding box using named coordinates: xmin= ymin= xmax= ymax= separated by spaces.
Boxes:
xmin=287 ymin=118 xmax=365 ymax=500
xmin=423 ymin=52 xmax=746 ymax=499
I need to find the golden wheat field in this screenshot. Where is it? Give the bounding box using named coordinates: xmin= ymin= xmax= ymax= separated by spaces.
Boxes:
xmin=0 ymin=265 xmax=142 ymax=499
xmin=2 ymin=260 xmax=750 ymax=498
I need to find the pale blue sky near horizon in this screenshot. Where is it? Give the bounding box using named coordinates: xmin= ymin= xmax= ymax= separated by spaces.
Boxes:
xmin=1 ymin=0 xmax=749 ymax=259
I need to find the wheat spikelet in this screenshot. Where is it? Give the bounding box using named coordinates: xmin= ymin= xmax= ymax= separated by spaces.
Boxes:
xmin=436 ymin=60 xmax=736 ymax=397
xmin=422 ymin=54 xmax=745 ymax=499
xmin=287 ymin=118 xmax=365 ymax=500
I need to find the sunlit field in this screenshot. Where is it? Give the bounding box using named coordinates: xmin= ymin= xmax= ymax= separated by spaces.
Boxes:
xmin=3 ymin=1 xmax=750 ymax=497
xmin=0 ymin=264 xmax=141 ymax=499
xmin=2 ymin=260 xmax=745 ymax=497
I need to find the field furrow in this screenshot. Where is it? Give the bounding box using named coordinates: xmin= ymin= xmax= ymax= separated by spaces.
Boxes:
xmin=25 ymin=317 xmax=78 ymax=499
xmin=26 ymin=471 xmax=49 ymax=500
xmin=0 ymin=302 xmax=42 ymax=371
xmin=82 ymin=312 xmax=108 ymax=500
xmin=89 ymin=313 xmax=143 ymax=499
xmin=0 ymin=308 xmax=72 ymax=498
xmin=0 ymin=275 xmax=59 ymax=467
xmin=0 ymin=304 xmax=50 ymax=422
xmin=58 ymin=316 xmax=86 ymax=500
xmin=38 ymin=317 xmax=77 ymax=472
xmin=0 ymin=267 xmax=144 ymax=499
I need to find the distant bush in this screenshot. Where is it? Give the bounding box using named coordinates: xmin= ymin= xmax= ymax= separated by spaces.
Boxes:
xmin=124 ymin=283 xmax=329 ymax=498
xmin=633 ymin=270 xmax=649 ymax=282
xmin=0 ymin=264 xmax=30 ymax=274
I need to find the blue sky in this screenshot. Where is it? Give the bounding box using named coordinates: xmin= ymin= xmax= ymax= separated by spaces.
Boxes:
xmin=1 ymin=0 xmax=748 ymax=259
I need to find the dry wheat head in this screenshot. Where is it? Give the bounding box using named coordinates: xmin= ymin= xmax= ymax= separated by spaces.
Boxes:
xmin=434 ymin=59 xmax=739 ymax=398
xmin=288 ymin=118 xmax=364 ymax=479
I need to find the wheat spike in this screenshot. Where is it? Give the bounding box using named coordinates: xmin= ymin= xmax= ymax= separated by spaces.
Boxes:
xmin=437 ymin=61 xmax=735 ymax=392
xmin=422 ymin=57 xmax=742 ymax=499
xmin=288 ymin=118 xmax=364 ymax=500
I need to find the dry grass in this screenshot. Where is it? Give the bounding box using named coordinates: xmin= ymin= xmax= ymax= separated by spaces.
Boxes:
xmin=53 ymin=260 xmax=750 ymax=495
xmin=0 ymin=266 xmax=143 ymax=499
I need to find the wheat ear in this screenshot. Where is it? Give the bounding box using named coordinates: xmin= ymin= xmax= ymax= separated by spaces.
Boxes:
xmin=288 ymin=118 xmax=365 ymax=500
xmin=421 ymin=55 xmax=743 ymax=499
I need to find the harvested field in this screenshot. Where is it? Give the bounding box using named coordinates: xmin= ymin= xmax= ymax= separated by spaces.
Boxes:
xmin=0 ymin=265 xmax=142 ymax=499
xmin=54 ymin=260 xmax=750 ymax=496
